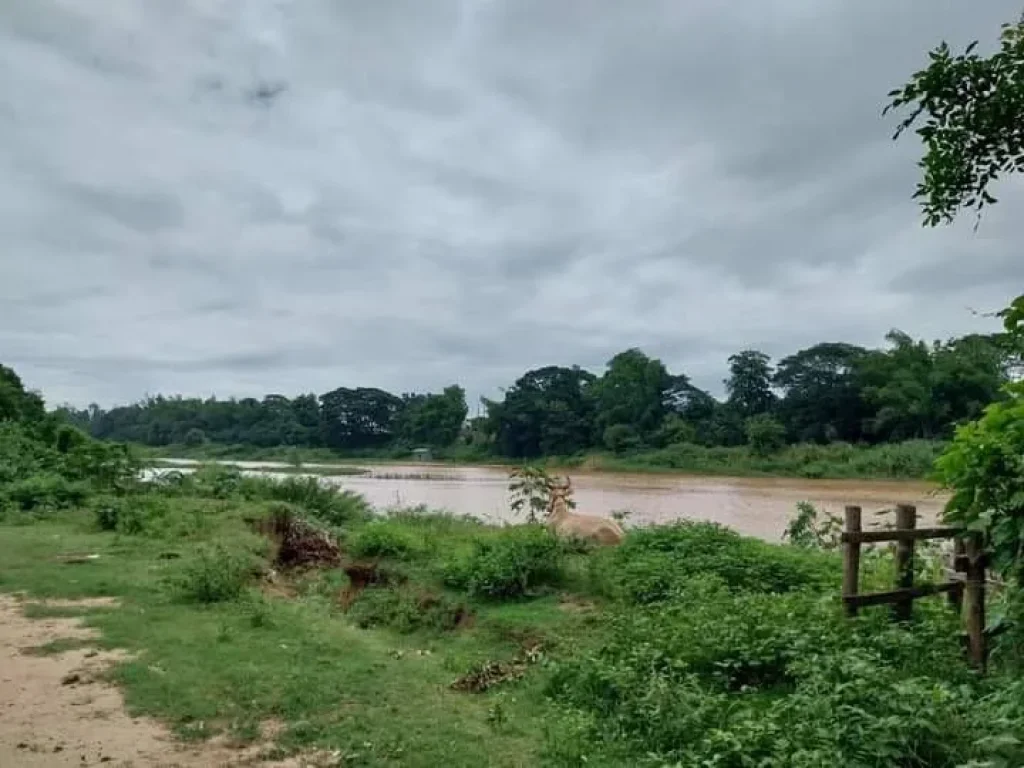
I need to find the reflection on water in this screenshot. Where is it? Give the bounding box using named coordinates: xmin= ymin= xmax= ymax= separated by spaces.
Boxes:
xmin=151 ymin=459 xmax=946 ymax=542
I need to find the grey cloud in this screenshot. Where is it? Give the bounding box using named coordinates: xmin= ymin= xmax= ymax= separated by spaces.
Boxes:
xmin=1 ymin=0 xmax=1023 ymax=408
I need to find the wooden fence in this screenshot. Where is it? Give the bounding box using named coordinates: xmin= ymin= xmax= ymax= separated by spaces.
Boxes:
xmin=841 ymin=503 xmax=989 ymax=671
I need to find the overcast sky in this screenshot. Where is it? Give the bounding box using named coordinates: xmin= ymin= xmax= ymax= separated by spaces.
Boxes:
xmin=2 ymin=1 xmax=1023 ymax=410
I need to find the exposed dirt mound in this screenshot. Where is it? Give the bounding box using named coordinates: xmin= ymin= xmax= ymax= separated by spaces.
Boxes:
xmin=337 ymin=561 xmax=403 ymax=610
xmin=257 ymin=507 xmax=341 ymax=569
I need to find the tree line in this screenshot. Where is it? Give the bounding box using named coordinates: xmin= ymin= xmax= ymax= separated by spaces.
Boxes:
xmin=52 ymin=328 xmax=1018 ymax=459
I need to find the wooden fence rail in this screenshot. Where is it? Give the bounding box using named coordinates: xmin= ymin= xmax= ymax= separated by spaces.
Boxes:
xmin=840 ymin=503 xmax=988 ymax=671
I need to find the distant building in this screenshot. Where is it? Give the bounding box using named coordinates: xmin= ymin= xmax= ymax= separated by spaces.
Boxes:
xmin=412 ymin=447 xmax=433 ymax=462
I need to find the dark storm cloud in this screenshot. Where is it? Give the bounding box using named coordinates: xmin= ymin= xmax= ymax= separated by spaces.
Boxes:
xmin=1 ymin=0 xmax=1022 ymax=408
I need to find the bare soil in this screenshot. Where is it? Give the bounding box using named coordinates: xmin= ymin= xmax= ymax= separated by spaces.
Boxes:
xmin=0 ymin=594 xmax=337 ymax=767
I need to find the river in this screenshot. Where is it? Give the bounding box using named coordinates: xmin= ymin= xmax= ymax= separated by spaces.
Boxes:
xmin=152 ymin=459 xmax=946 ymax=542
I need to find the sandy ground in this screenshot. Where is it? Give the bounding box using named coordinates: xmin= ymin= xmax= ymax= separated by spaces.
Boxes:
xmin=0 ymin=594 xmax=337 ymax=767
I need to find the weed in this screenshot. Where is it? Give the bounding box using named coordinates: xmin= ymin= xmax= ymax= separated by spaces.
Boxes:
xmin=444 ymin=525 xmax=565 ymax=599
xmin=347 ymin=520 xmax=422 ymax=559
xmin=347 ymin=586 xmax=469 ymax=634
xmin=169 ymin=543 xmax=262 ymax=604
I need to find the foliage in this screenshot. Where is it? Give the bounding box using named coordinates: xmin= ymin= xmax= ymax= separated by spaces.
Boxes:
xmin=543 ymin=576 xmax=1009 ymax=767
xmin=602 ymin=438 xmax=944 ymax=480
xmin=783 ymin=501 xmax=844 ymax=550
xmin=347 ymin=586 xmax=468 ymax=634
xmin=592 ymin=349 xmax=672 ymax=444
xmin=744 ymin=412 xmax=786 ymax=456
xmin=725 ymin=349 xmax=775 ymax=418
xmin=507 ymin=465 xmax=575 ymax=523
xmin=347 ymin=520 xmax=423 ymax=559
xmin=156 ymin=465 xmax=369 ymax=526
xmin=884 ymin=17 xmax=1024 ymax=226
xmin=935 ymin=382 xmax=1024 ymax=586
xmin=443 ymin=524 xmax=565 ymax=599
xmin=395 ymin=385 xmax=468 ymax=448
xmin=169 ymin=542 xmax=262 ymax=603
xmin=485 ymin=365 xmax=597 ymax=459
xmin=589 ymin=521 xmax=835 ymax=604
xmin=774 ymin=342 xmax=869 ymax=443
xmin=53 ymin=325 xmax=1016 ymax=473
xmin=886 ymin=13 xmax=1024 ymax=586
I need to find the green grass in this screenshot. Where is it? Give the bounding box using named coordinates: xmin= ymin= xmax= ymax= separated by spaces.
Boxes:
xmin=0 ymin=503 xmax=591 ymax=766
xmin=2 ymin=479 xmax=1021 ymax=766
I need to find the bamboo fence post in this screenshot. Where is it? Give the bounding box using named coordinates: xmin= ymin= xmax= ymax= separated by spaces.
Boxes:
xmin=842 ymin=505 xmax=862 ymax=618
xmin=893 ymin=504 xmax=916 ymax=623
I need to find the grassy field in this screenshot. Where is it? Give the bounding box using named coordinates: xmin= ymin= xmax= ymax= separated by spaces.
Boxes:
xmin=1 ymin=464 xmax=1021 ymax=766
xmin=139 ymin=438 xmax=946 ymax=481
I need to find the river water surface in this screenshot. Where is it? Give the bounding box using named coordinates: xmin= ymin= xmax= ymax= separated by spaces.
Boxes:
xmin=155 ymin=459 xmax=946 ymax=542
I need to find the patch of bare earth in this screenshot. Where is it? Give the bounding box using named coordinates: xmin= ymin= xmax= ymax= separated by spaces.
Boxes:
xmin=0 ymin=594 xmax=338 ymax=767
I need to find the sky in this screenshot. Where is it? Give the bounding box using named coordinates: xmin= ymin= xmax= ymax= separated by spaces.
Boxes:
xmin=2 ymin=1 xmax=1024 ymax=410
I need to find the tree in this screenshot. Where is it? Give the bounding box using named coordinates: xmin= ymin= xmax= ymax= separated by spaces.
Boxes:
xmin=593 ymin=349 xmax=672 ymax=443
xmin=725 ymin=350 xmax=775 ymax=419
xmin=397 ymin=385 xmax=468 ymax=448
xmin=318 ymin=386 xmax=403 ymax=451
xmin=774 ymin=342 xmax=868 ymax=443
xmin=488 ymin=366 xmax=597 ymax=459
xmin=0 ymin=364 xmax=45 ymax=424
xmin=744 ymin=413 xmax=786 ymax=457
xmin=184 ymin=428 xmax=207 ymax=447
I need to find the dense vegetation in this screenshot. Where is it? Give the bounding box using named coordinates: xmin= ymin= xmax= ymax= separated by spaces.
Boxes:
xmin=54 ymin=330 xmax=1018 ymax=480
xmin=3 ymin=356 xmax=1024 ymax=766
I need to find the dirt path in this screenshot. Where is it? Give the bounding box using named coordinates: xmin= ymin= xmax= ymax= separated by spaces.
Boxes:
xmin=0 ymin=594 xmax=333 ymax=767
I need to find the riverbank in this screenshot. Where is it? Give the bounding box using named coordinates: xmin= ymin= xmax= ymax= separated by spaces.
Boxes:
xmin=1 ymin=469 xmax=1019 ymax=766
xmin=135 ymin=438 xmax=946 ymax=481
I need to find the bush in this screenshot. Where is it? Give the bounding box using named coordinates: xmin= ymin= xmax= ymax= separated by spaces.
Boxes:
xmin=589 ymin=521 xmax=835 ymax=604
xmin=4 ymin=472 xmax=89 ymax=511
xmin=183 ymin=428 xmax=207 ymax=447
xmin=444 ymin=525 xmax=565 ymax=599
xmin=744 ymin=413 xmax=786 ymax=456
xmin=602 ymin=424 xmax=641 ymax=455
xmin=244 ymin=475 xmax=369 ymax=526
xmin=170 ymin=542 xmax=262 ymax=603
xmin=543 ymin=585 xmax=1000 ymax=766
xmin=347 ymin=521 xmax=421 ymax=559
xmin=347 ymin=586 xmax=469 ymax=633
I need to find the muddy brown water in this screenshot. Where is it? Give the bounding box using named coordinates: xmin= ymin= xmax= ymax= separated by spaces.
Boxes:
xmin=152 ymin=459 xmax=946 ymax=542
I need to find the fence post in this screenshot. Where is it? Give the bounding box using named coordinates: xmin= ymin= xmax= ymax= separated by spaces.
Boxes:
xmin=893 ymin=504 xmax=916 ymax=622
xmin=963 ymin=535 xmax=987 ymax=672
xmin=948 ymin=538 xmax=966 ymax=612
xmin=842 ymin=505 xmax=862 ymax=618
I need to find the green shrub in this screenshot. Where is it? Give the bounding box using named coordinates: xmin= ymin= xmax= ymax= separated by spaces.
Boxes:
xmin=444 ymin=525 xmax=565 ymax=599
xmin=170 ymin=542 xmax=261 ymax=603
xmin=544 ymin=586 xmax=997 ymax=766
xmin=4 ymin=472 xmax=89 ymax=511
xmin=347 ymin=586 xmax=469 ymax=633
xmin=244 ymin=475 xmax=369 ymax=526
xmin=347 ymin=520 xmax=421 ymax=559
xmin=590 ymin=521 xmax=835 ymax=604
xmin=745 ymin=413 xmax=786 ymax=456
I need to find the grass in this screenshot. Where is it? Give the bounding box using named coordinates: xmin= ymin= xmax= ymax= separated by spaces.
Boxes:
xmin=1 ymin=470 xmax=1021 ymax=766
xmin=0 ymin=496 xmax=594 ymax=766
xmin=140 ymin=439 xmax=946 ymax=481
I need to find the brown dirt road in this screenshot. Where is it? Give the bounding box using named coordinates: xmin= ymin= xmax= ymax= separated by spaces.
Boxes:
xmin=0 ymin=594 xmax=335 ymax=767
